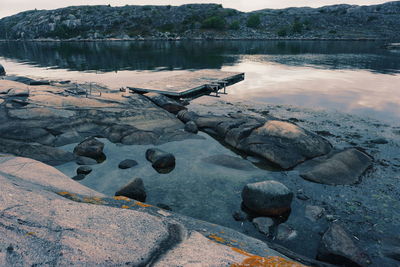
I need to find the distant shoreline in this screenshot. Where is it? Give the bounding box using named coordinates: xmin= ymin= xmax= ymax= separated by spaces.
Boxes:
xmin=0 ymin=37 xmax=392 ymax=42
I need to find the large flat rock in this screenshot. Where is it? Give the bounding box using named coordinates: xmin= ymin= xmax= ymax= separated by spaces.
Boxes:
xmin=0 ymin=156 xmax=303 ymax=266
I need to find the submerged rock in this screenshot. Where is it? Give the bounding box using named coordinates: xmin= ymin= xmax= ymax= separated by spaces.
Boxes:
xmin=72 ymin=174 xmax=86 ymax=181
xmin=317 ymin=223 xmax=370 ymax=266
xmin=76 ymin=156 xmax=98 ymax=165
xmin=184 ymin=121 xmax=198 ymax=134
xmin=241 ymin=180 xmax=293 ymax=216
xmin=275 ymin=223 xmax=298 ymax=242
xmin=115 ymin=178 xmax=146 ymax=202
xmin=144 ymin=92 xmax=186 ymax=114
xmin=253 ymin=217 xmax=274 ymax=235
xmin=118 ymin=159 xmax=138 ymax=169
xmin=305 ymin=205 xmax=325 ymax=222
xmin=298 ymin=148 xmax=372 ymax=185
xmin=77 ymin=166 xmax=92 ymax=175
xmin=146 ymin=148 xmax=175 ymax=173
xmin=73 ymin=137 xmax=105 ymax=161
xmin=202 ymin=154 xmax=255 ymax=171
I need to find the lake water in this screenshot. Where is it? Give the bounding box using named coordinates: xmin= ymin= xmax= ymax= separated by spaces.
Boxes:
xmin=1 ymin=40 xmax=399 ymax=122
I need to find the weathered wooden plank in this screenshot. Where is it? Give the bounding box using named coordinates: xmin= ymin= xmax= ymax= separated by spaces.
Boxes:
xmin=128 ymin=70 xmax=244 ymax=97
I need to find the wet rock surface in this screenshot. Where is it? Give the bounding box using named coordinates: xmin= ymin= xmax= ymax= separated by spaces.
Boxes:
xmin=115 ymin=178 xmax=147 ymax=202
xmin=77 ymin=166 xmax=92 ymax=175
xmin=242 ymin=180 xmax=293 ymax=216
xmin=298 ymin=148 xmax=372 ymax=185
xmin=317 ymin=223 xmax=370 ymax=266
xmin=202 ymin=154 xmax=256 ymax=171
xmin=0 ymin=79 xmax=190 ymax=165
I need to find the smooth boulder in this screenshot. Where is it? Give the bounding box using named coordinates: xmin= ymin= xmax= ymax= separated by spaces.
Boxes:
xmin=115 ymin=178 xmax=146 ymax=202
xmin=76 ymin=156 xmax=98 ymax=165
xmin=77 ymin=166 xmax=92 ymax=175
xmin=299 ymin=148 xmax=372 ymax=185
xmin=242 ymin=180 xmax=293 ymax=216
xmin=0 ymin=64 xmax=5 ymax=76
xmin=184 ymin=121 xmax=198 ymax=134
xmin=73 ymin=137 xmax=105 ymax=161
xmin=118 ymin=159 xmax=138 ymax=169
xmin=317 ymin=223 xmax=370 ymax=266
xmin=146 ymin=148 xmax=175 ymax=173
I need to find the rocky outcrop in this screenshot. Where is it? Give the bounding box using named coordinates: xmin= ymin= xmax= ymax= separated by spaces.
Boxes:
xmin=177 ymin=111 xmax=332 ymax=169
xmin=0 ymin=79 xmax=194 ymax=165
xmin=0 ymin=2 xmax=399 ymax=40
xmin=242 ymin=180 xmax=293 ymax=216
xmin=297 ymin=148 xmax=372 ymax=185
xmin=144 ymin=92 xmax=187 ymax=115
xmin=0 ymin=155 xmax=302 ymax=266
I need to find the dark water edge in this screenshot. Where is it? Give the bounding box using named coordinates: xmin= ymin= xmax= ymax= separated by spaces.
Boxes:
xmin=0 ymin=40 xmax=399 ymax=74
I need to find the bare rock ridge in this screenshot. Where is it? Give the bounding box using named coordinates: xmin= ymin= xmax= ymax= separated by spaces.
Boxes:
xmin=0 ymin=2 xmax=399 ymax=40
xmin=0 ymin=155 xmax=304 ymax=266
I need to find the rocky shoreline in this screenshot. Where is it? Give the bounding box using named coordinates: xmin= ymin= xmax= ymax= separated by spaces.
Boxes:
xmin=1 ymin=70 xmax=400 ymax=266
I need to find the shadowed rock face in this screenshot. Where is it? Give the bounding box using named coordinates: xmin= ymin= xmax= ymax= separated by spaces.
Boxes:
xmin=176 ymin=110 xmax=332 ymax=169
xmin=0 ymin=155 xmax=301 ymax=266
xmin=0 ymin=64 xmax=4 ymax=76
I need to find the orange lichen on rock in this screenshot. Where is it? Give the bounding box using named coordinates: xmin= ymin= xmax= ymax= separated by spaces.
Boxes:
xmin=121 ymin=205 xmax=130 ymax=209
xmin=208 ymin=233 xmax=228 ymax=244
xmin=135 ymin=202 xmax=152 ymax=208
xmin=25 ymin=232 xmax=36 ymax=236
xmin=231 ymin=247 xmax=306 ymax=267
xmin=58 ymin=191 xmax=74 ymax=196
xmin=113 ymin=196 xmax=131 ymax=201
xmin=82 ymin=197 xmax=106 ymax=205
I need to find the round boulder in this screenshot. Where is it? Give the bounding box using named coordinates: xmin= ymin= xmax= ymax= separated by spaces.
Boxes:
xmin=72 ymin=174 xmax=86 ymax=181
xmin=73 ymin=137 xmax=105 ymax=162
xmin=76 ymin=156 xmax=98 ymax=165
xmin=146 ymin=148 xmax=175 ymax=173
xmin=0 ymin=64 xmax=5 ymax=76
xmin=77 ymin=166 xmax=92 ymax=175
xmin=184 ymin=121 xmax=198 ymax=134
xmin=242 ymin=180 xmax=293 ymax=216
xmin=115 ymin=178 xmax=146 ymax=202
xmin=118 ymin=159 xmax=138 ymax=169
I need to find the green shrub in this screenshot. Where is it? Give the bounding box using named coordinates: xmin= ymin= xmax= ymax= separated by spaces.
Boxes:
xmin=201 ymin=16 xmax=226 ymax=30
xmin=158 ymin=23 xmax=174 ymax=32
xmin=329 ymin=29 xmax=337 ymax=34
xmin=291 ymin=20 xmax=303 ymax=33
xmin=246 ymin=14 xmax=261 ymax=28
xmin=277 ymin=28 xmax=288 ymax=37
xmin=229 ymin=20 xmax=240 ymax=30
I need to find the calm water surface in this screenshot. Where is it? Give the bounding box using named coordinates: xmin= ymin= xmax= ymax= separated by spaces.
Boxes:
xmin=0 ymin=40 xmax=399 ymax=122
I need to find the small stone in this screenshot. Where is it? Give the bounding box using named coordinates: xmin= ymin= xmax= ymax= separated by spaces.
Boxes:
xmin=242 ymin=180 xmax=293 ymax=216
xmin=118 ymin=159 xmax=138 ymax=169
xmin=77 ymin=166 xmax=92 ymax=175
xmin=146 ymin=148 xmax=175 ymax=173
xmin=253 ymin=217 xmax=274 ymax=235
xmin=305 ymin=205 xmax=325 ymax=222
xmin=232 ymin=211 xmax=247 ymax=222
xmin=184 ymin=121 xmax=198 ymax=134
xmin=115 ymin=178 xmax=146 ymax=202
xmin=76 ymin=156 xmax=98 ymax=165
xmin=72 ymin=174 xmax=86 ymax=181
xmin=325 ymin=215 xmax=336 ymax=222
xmin=370 ymin=138 xmax=388 ymax=144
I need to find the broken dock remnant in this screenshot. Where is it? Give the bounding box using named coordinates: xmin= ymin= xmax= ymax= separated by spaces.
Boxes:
xmin=128 ymin=70 xmax=244 ymax=98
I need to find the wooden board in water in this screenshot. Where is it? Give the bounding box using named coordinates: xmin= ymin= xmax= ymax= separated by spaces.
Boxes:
xmin=128 ymin=70 xmax=244 ymax=97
